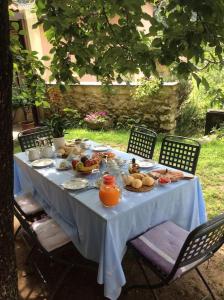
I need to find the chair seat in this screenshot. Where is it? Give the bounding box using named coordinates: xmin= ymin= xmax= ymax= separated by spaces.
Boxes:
xmin=130 ymin=221 xmax=205 ymax=280
xmin=15 ymin=193 xmax=43 ymax=215
xmin=32 ymin=217 xmax=71 ymax=252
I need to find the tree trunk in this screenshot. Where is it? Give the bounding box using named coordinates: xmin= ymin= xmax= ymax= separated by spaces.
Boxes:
xmin=0 ymin=1 xmax=18 ymax=299
xmin=32 ymin=104 xmax=40 ymax=126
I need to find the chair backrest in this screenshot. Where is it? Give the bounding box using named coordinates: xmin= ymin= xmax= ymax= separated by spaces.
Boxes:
xmin=159 ymin=135 xmax=201 ymax=174
xmin=14 ymin=201 xmax=38 ymax=242
xmin=18 ymin=126 xmax=53 ymax=152
xmin=169 ymin=213 xmax=224 ymax=279
xmin=127 ymin=126 xmax=157 ymax=159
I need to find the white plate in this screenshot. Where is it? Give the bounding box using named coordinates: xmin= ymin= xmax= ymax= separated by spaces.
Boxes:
xmin=62 ymin=178 xmax=89 ymax=190
xmin=31 ymin=158 xmax=54 ymax=168
xmin=136 ymin=159 xmax=156 ymax=168
xmin=56 ymin=166 xmax=71 ymax=171
xmin=92 ymin=145 xmax=110 ymax=152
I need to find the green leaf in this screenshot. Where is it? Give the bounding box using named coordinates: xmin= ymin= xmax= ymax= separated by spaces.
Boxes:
xmin=201 ymin=77 xmax=209 ymax=91
xmin=59 ymin=84 xmax=66 ymax=92
xmin=11 ymin=22 xmax=19 ymax=31
xmin=192 ymin=73 xmax=201 ymax=88
xmin=41 ymin=55 xmax=50 ymax=61
xmin=9 ymin=10 xmax=14 ymax=17
xmin=19 ymin=30 xmax=26 ymax=36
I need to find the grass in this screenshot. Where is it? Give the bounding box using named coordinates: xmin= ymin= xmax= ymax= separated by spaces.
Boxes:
xmin=14 ymin=128 xmax=224 ymax=219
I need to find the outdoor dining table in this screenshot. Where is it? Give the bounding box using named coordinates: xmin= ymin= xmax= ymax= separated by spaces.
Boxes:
xmin=14 ymin=142 xmax=207 ymax=300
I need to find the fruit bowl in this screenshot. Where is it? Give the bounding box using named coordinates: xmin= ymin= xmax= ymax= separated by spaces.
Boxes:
xmin=72 ymin=156 xmax=99 ymax=174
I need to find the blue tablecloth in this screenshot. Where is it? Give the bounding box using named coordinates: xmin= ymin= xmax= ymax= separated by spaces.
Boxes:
xmin=14 ymin=146 xmax=206 ymax=300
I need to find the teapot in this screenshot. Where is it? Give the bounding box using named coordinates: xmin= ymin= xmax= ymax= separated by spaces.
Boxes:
xmin=27 ymin=148 xmax=40 ymax=161
xmin=40 ymin=145 xmax=54 ymax=158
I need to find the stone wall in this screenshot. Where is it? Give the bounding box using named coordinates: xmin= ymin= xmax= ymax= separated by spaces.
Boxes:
xmin=47 ymin=82 xmax=183 ymax=133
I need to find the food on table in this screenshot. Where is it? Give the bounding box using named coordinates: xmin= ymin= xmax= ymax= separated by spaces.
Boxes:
xmin=75 ymin=138 xmax=82 ymax=144
xmin=59 ymin=161 xmax=66 ymax=169
xmin=142 ymin=176 xmax=154 ymax=187
xmin=80 ymin=155 xmax=98 ymax=167
xmin=122 ymin=174 xmax=134 ymax=186
xmin=81 ymin=155 xmax=88 ymax=165
xmin=58 ymin=160 xmax=70 ymax=170
xmin=71 ymin=159 xmax=79 ymax=169
xmin=131 ymin=178 xmax=142 ymax=189
xmin=129 ymin=158 xmax=140 ymax=174
xmin=73 ymin=156 xmax=99 ymax=173
xmin=57 ymin=148 xmax=66 ymax=156
xmin=158 ymin=177 xmax=171 ymax=185
xmin=91 ymin=152 xmax=116 ymax=167
xmin=103 ymin=152 xmax=116 ymax=159
xmin=65 ymin=140 xmax=76 ymax=147
xmin=92 ymin=152 xmax=103 ymax=162
xmin=76 ymin=162 xmax=99 ymax=173
xmin=131 ymin=173 xmax=146 ymax=180
xmin=65 ymin=139 xmax=81 ymax=146
xmin=122 ymin=172 xmax=155 ymax=190
xmin=92 ymin=151 xmax=115 ymax=162
xmin=57 ymin=144 xmax=84 ymax=158
xmin=149 ymin=169 xmax=184 ymax=182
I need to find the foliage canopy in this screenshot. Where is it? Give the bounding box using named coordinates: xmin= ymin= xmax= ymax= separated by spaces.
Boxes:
xmin=35 ymin=0 xmax=224 ymax=85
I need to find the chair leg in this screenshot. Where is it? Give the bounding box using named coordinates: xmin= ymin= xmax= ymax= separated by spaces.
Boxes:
xmin=49 ymin=266 xmax=73 ymax=300
xmin=125 ymin=252 xmax=161 ymax=300
xmin=14 ymin=225 xmax=21 ymax=238
xmin=25 ymin=245 xmax=36 ymax=265
xmin=196 ymin=267 xmax=216 ymax=300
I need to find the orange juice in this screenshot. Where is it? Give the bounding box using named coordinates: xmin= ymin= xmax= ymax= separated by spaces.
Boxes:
xmin=99 ymin=175 xmax=120 ymax=207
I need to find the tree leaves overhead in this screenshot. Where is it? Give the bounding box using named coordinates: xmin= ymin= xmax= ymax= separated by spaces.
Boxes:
xmin=35 ymin=0 xmax=224 ymax=84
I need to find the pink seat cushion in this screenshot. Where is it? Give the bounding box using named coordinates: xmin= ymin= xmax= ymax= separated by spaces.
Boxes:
xmin=130 ymin=221 xmax=203 ymax=279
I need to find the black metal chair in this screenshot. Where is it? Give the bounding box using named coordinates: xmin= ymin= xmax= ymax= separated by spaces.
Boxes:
xmin=127 ymin=126 xmax=157 ymax=159
xmin=18 ymin=126 xmax=53 ymax=152
xmin=126 ymin=214 xmax=224 ymax=300
xmin=14 ymin=193 xmax=45 ymax=238
xmin=159 ymin=135 xmax=201 ymax=174
xmin=14 ymin=204 xmax=75 ymax=300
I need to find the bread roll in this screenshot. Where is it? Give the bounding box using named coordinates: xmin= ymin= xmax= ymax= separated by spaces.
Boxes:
xmin=64 ymin=146 xmax=73 ymax=155
xmin=142 ymin=176 xmax=154 ymax=186
xmin=131 ymin=178 xmax=142 ymax=189
xmin=122 ymin=175 xmax=134 ymax=186
xmin=57 ymin=148 xmax=65 ymax=155
xmin=132 ymin=173 xmax=144 ymax=180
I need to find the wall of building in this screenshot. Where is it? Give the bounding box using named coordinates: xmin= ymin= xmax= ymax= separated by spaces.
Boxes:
xmin=47 ymin=82 xmax=182 ymax=133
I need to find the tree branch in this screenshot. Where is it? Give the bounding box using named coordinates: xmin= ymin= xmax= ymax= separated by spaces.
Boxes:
xmin=101 ymin=2 xmax=129 ymax=51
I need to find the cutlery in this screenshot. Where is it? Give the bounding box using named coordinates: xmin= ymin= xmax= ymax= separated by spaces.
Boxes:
xmin=73 ymin=185 xmax=98 ymax=195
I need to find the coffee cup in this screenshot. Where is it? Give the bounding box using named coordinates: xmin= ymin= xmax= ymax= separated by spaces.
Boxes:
xmin=27 ymin=148 xmax=40 ymax=161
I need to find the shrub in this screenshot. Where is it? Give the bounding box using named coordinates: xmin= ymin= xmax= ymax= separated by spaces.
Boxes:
xmin=176 ymin=65 xmax=224 ymax=136
xmin=84 ymin=111 xmax=111 ymax=130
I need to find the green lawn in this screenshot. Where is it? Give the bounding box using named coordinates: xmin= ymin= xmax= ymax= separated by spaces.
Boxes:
xmin=14 ymin=129 xmax=224 ymax=219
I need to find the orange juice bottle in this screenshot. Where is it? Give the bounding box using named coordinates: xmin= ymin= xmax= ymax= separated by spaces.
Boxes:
xmin=99 ymin=175 xmax=120 ymax=207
